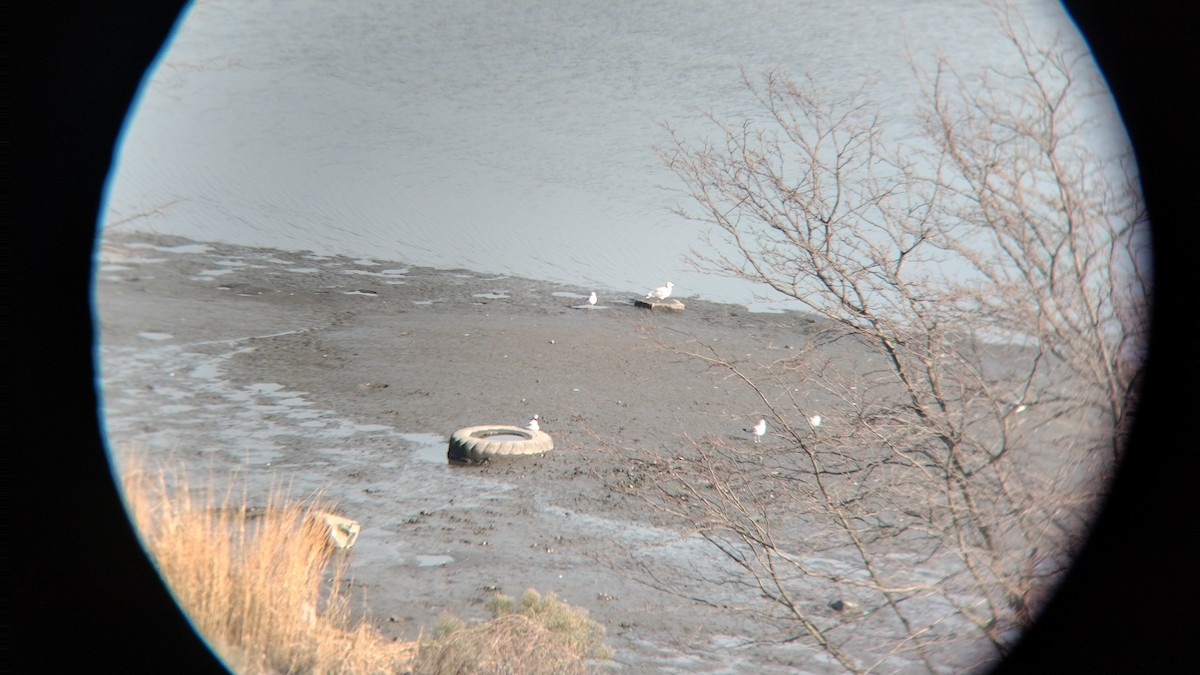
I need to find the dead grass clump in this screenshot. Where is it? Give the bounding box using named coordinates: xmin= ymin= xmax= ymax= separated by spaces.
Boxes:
xmin=412 ymin=589 xmax=612 ymax=674
xmin=121 ymin=461 xmax=415 ymax=674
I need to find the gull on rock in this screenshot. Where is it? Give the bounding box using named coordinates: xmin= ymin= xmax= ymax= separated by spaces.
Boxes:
xmin=646 ymin=282 xmax=674 ymax=300
xmin=524 ymin=415 xmax=540 ymax=431
xmin=743 ymin=418 xmax=767 ymax=443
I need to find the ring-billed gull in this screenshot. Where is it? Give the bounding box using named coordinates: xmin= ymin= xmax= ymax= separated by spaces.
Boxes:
xmin=743 ymin=418 xmax=766 ymax=443
xmin=524 ymin=414 xmax=540 ymax=431
xmin=587 ymin=291 xmax=597 ymax=307
xmin=646 ymin=282 xmax=674 ymax=299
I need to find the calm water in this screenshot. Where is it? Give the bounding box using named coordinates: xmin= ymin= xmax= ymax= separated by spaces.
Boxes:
xmin=102 ymin=0 xmax=1117 ymax=310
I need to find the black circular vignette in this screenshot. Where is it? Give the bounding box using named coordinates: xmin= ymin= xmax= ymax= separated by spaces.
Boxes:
xmin=11 ymin=2 xmax=1195 ymax=673
xmin=13 ymin=3 xmax=225 ymax=673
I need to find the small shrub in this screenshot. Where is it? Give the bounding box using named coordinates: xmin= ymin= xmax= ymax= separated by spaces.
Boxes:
xmin=432 ymin=613 xmax=468 ymax=639
xmin=413 ymin=589 xmax=613 ymax=674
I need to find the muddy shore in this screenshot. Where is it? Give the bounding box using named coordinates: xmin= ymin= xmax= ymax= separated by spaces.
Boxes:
xmin=97 ymin=231 xmax=855 ymax=672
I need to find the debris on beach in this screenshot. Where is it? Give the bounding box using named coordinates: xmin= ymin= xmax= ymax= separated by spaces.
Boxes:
xmin=634 ymin=296 xmax=685 ymax=312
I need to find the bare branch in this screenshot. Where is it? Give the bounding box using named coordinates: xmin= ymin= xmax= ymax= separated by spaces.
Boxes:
xmin=647 ymin=2 xmax=1145 ymax=670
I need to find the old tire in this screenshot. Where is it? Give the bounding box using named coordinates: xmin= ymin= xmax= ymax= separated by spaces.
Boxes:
xmin=448 ymin=425 xmax=554 ymax=462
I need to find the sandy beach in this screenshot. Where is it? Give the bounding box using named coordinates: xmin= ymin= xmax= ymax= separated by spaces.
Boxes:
xmin=96 ymin=230 xmax=851 ymax=672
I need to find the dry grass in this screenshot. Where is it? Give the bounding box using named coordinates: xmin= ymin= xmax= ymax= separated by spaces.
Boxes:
xmin=121 ymin=461 xmax=416 ymax=674
xmin=412 ymin=589 xmax=613 ymax=675
xmin=120 ymin=459 xmax=614 ymax=674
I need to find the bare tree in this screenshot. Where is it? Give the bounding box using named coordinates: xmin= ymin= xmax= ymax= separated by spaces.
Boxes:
xmin=646 ymin=3 xmax=1148 ymax=671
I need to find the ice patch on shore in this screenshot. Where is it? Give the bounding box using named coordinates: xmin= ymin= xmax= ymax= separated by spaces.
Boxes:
xmin=101 ymin=341 xmax=521 ymax=505
xmin=342 ymin=268 xmax=408 ymax=278
xmin=415 ymin=554 xmax=455 ymax=568
xmin=404 ymin=433 xmax=450 ymax=464
xmin=193 ymin=268 xmax=235 ymax=278
xmin=125 ymin=242 xmax=211 ymax=255
xmin=102 ymin=344 xmax=399 ymax=471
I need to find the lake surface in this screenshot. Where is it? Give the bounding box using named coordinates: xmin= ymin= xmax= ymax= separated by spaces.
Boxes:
xmin=101 ymin=0 xmax=1120 ymax=310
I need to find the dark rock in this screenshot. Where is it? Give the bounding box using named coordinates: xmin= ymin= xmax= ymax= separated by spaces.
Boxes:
xmin=633 ymin=297 xmax=685 ymax=312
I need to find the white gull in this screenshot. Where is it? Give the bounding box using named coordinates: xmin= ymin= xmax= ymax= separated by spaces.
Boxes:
xmin=743 ymin=418 xmax=766 ymax=443
xmin=646 ymin=282 xmax=674 ymax=300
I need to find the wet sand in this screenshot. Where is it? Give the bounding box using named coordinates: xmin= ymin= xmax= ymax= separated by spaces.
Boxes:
xmin=96 ymin=230 xmax=849 ymax=672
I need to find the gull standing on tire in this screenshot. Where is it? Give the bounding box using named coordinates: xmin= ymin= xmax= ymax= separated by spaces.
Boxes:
xmin=587 ymin=291 xmax=597 ymax=307
xmin=646 ymin=281 xmax=674 ymax=299
xmin=744 ymin=418 xmax=766 ymax=443
xmin=524 ymin=414 xmax=540 ymax=431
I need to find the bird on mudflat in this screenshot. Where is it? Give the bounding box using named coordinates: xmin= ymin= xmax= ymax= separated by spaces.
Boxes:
xmin=743 ymin=418 xmax=767 ymax=443
xmin=809 ymin=414 xmax=822 ymax=428
xmin=587 ymin=291 xmax=598 ymax=307
xmin=646 ymin=281 xmax=674 ymax=299
xmin=524 ymin=415 xmax=540 ymax=432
